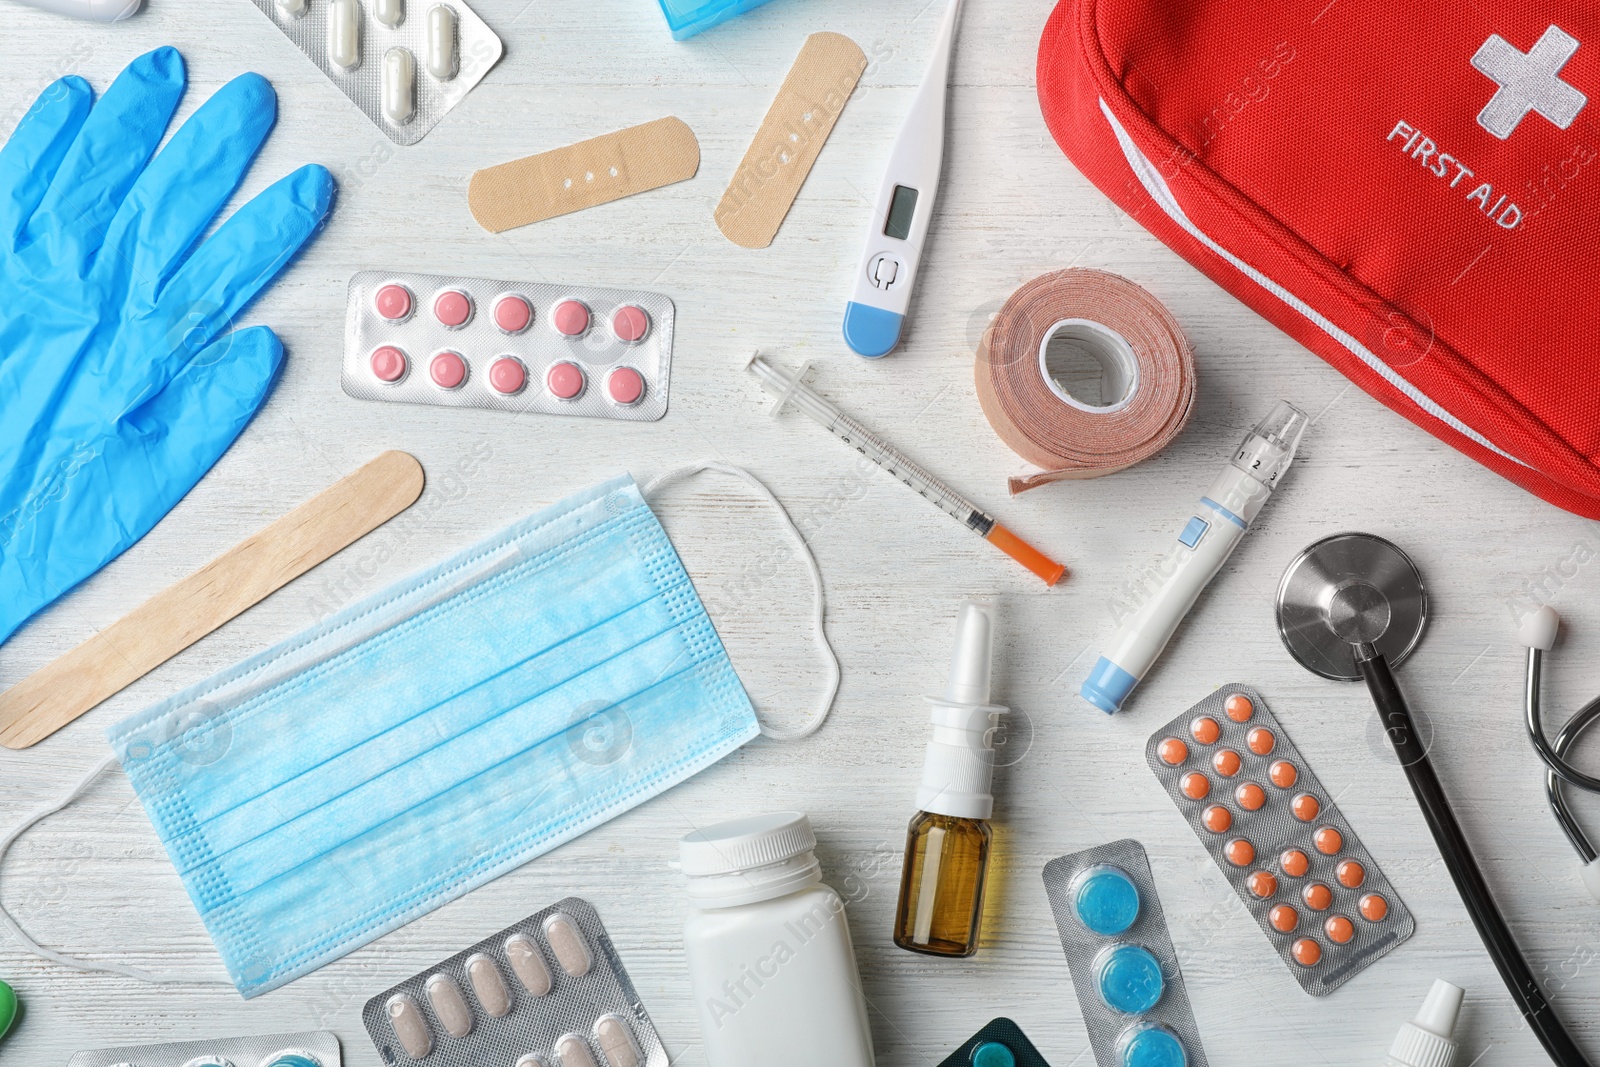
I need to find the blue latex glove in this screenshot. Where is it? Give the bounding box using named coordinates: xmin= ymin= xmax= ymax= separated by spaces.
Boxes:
xmin=0 ymin=47 xmax=333 ymax=645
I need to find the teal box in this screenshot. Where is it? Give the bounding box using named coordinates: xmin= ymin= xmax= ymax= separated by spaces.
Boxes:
xmin=657 ymin=0 xmax=778 ymax=39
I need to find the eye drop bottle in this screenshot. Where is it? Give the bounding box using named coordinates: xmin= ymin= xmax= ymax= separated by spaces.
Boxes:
xmin=893 ymin=600 xmax=1005 ymax=957
xmin=679 ymin=812 xmax=875 ymax=1067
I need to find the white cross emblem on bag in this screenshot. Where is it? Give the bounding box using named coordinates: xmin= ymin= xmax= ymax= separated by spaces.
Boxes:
xmin=1471 ymin=25 xmax=1587 ymax=139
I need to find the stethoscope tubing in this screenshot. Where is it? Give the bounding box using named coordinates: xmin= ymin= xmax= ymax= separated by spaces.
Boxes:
xmin=1527 ymin=646 xmax=1600 ymax=863
xmin=1362 ymin=645 xmax=1591 ymax=1067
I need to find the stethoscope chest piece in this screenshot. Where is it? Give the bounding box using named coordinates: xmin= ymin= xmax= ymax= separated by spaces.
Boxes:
xmin=1275 ymin=532 xmax=1427 ymax=679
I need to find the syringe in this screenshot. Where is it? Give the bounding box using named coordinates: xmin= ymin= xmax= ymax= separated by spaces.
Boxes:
xmin=747 ymin=353 xmax=1066 ymax=586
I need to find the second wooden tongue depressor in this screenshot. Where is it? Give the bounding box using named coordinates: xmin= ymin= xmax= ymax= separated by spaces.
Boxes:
xmin=747 ymin=353 xmax=1065 ymax=585
xmin=0 ymin=451 xmax=425 ymax=749
xmin=1080 ymin=401 xmax=1307 ymax=712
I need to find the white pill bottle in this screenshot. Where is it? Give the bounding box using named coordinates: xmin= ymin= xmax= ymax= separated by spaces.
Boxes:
xmin=679 ymin=812 xmax=876 ymax=1067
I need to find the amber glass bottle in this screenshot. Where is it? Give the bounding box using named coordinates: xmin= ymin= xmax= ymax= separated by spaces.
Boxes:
xmin=893 ymin=810 xmax=992 ymax=956
xmin=892 ymin=601 xmax=1004 ymax=958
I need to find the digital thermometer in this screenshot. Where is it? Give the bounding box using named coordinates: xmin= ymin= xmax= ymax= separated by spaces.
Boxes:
xmin=842 ymin=0 xmax=964 ymax=358
xmin=1080 ymin=402 xmax=1308 ymax=713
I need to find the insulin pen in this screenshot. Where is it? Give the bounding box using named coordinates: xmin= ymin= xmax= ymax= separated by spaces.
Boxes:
xmin=748 ymin=353 xmax=1065 ymax=586
xmin=1080 ymin=401 xmax=1308 ymax=712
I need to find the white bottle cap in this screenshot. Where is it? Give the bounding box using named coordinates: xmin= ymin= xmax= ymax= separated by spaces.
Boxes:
xmin=679 ymin=812 xmax=822 ymax=909
xmin=916 ymin=602 xmax=1007 ymax=821
xmin=1388 ymin=979 xmax=1463 ymax=1067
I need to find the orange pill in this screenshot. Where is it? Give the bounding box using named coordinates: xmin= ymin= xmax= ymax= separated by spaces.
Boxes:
xmin=1180 ymin=772 xmax=1210 ymax=800
xmin=1224 ymin=693 xmax=1254 ymax=722
xmin=1191 ymin=716 xmax=1221 ymax=744
xmin=1235 ymin=782 xmax=1267 ymax=811
xmin=1158 ymin=738 xmax=1189 ymax=765
xmin=1202 ymin=805 xmax=1233 ymax=833
xmin=1225 ymin=838 xmax=1255 ymax=866
xmin=1269 ymin=904 xmax=1298 ymax=932
xmin=1212 ymin=749 xmax=1242 ymax=777
xmin=1247 ymin=871 xmax=1278 ymax=898
xmin=1337 ymin=860 xmax=1366 ymax=889
xmin=1325 ymin=916 xmax=1355 ymax=944
xmin=1302 ymin=882 xmax=1333 ymax=910
xmin=1280 ymin=849 xmax=1310 ymax=878
xmin=1247 ymin=727 xmax=1276 ymax=755
xmin=1314 ymin=826 xmax=1344 ymax=855
xmin=1359 ymin=894 xmax=1389 ymax=922
xmin=1269 ymin=760 xmax=1298 ymax=789
xmin=1291 ymin=794 xmax=1321 ymax=822
xmin=1292 ymin=937 xmax=1322 ymax=967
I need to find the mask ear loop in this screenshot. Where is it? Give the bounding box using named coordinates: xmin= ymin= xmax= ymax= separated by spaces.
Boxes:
xmin=642 ymin=461 xmax=840 ymax=741
xmin=0 ymin=752 xmax=225 ymax=984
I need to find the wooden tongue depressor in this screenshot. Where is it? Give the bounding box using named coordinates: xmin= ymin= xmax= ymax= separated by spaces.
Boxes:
xmin=0 ymin=450 xmax=426 ymax=749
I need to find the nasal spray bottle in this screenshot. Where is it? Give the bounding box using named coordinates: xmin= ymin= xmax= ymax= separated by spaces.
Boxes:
xmin=894 ymin=601 xmax=1004 ymax=957
xmin=1081 ymin=401 xmax=1308 ymax=713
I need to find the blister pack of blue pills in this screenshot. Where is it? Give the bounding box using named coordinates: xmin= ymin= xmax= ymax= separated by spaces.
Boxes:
xmin=69 ymin=1030 xmax=340 ymax=1067
xmin=1042 ymin=840 xmax=1207 ymax=1067
xmin=937 ymin=1018 xmax=1053 ymax=1067
xmin=362 ymin=897 xmax=667 ymax=1067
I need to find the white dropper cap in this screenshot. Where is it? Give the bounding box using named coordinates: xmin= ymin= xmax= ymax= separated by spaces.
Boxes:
xmin=916 ymin=602 xmax=1007 ymax=821
xmin=1387 ymin=979 xmax=1464 ymax=1067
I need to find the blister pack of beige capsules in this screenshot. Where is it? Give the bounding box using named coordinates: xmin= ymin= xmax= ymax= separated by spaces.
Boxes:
xmin=343 ymin=271 xmax=674 ymax=422
xmin=362 ymin=897 xmax=666 ymax=1067
xmin=1146 ymin=684 xmax=1414 ymax=994
xmin=70 ymin=1030 xmax=340 ymax=1067
xmin=245 ymin=0 xmax=501 ymax=145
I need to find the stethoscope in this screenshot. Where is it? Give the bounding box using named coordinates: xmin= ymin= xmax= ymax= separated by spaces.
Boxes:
xmin=1519 ymin=605 xmax=1600 ymax=898
xmin=1275 ymin=533 xmax=1591 ymax=1067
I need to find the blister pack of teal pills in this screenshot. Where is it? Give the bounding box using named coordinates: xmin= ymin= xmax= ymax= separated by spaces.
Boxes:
xmin=70 ymin=1030 xmax=340 ymax=1067
xmin=1042 ymin=840 xmax=1206 ymax=1067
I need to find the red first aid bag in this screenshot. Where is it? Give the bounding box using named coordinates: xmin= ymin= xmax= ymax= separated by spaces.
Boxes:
xmin=1038 ymin=0 xmax=1600 ymax=516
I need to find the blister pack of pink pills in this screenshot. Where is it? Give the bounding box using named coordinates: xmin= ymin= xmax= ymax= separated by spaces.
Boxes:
xmin=342 ymin=271 xmax=674 ymax=422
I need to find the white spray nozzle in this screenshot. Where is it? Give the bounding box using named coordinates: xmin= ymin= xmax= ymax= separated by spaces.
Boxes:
xmin=944 ymin=601 xmax=994 ymax=706
xmin=1388 ymin=979 xmax=1463 ymax=1067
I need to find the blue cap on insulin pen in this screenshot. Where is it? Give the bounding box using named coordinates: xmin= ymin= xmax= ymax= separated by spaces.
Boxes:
xmin=1081 ymin=656 xmax=1138 ymax=714
xmin=655 ymin=0 xmax=779 ymax=39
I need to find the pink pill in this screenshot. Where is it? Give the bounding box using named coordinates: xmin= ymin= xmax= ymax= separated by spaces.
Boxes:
xmin=430 ymin=351 xmax=467 ymax=389
xmin=370 ymin=345 xmax=407 ymax=383
xmin=606 ymin=367 xmax=645 ymax=406
xmin=488 ymin=356 xmax=527 ymax=395
xmin=434 ymin=290 xmax=473 ymax=328
xmin=611 ymin=305 xmax=649 ymax=343
xmin=552 ymin=299 xmax=590 ymax=337
xmin=494 ymin=295 xmax=532 ymax=334
xmin=374 ymin=284 xmax=413 ymax=321
xmin=547 ymin=361 xmax=585 ymax=399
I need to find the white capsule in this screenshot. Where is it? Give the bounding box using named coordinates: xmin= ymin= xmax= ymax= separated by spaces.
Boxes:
xmin=426 ymin=5 xmax=458 ymax=80
xmin=425 ymin=973 xmax=474 ymax=1038
xmin=274 ymin=0 xmax=306 ymax=18
xmin=386 ymin=993 xmax=433 ymax=1060
xmin=328 ymin=0 xmax=362 ymax=71
xmin=382 ymin=47 xmax=416 ymax=125
xmin=374 ymin=0 xmax=403 ymax=26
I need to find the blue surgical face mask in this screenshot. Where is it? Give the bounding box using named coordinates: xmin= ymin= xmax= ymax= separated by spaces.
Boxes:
xmin=0 ymin=464 xmax=839 ymax=997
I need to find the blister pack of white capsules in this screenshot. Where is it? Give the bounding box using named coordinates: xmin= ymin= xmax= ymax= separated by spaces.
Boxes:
xmin=1146 ymin=684 xmax=1414 ymax=995
xmin=244 ymin=0 xmax=501 ymax=145
xmin=343 ymin=271 xmax=674 ymax=422
xmin=362 ymin=897 xmax=666 ymax=1067
xmin=70 ymin=1030 xmax=340 ymax=1067
xmin=1042 ymin=840 xmax=1208 ymax=1067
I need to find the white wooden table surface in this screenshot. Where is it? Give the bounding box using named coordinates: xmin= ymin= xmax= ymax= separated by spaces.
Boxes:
xmin=4 ymin=1 xmax=1599 ymax=1064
